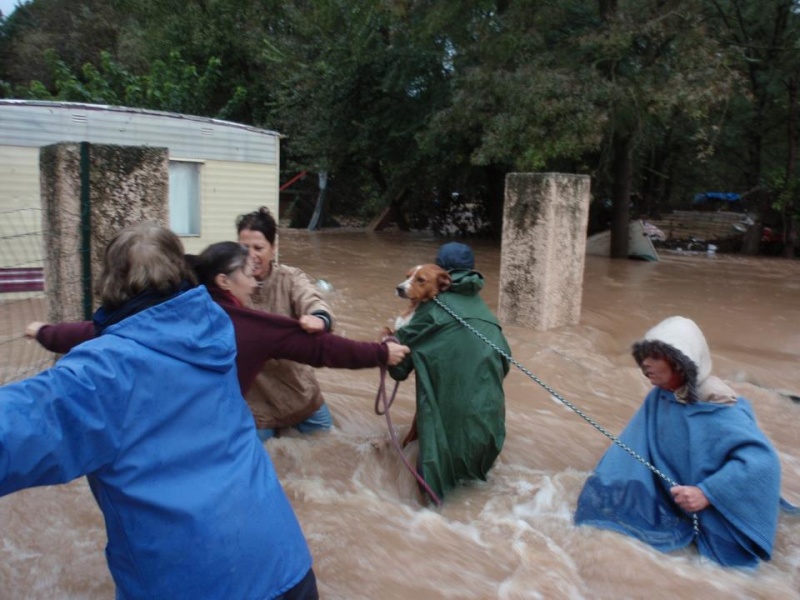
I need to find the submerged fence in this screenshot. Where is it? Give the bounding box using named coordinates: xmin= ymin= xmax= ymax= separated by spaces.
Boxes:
xmin=0 ymin=204 xmax=92 ymax=384
xmin=1 ymin=143 xmax=169 ymax=385
xmin=0 ymin=207 xmax=54 ymax=384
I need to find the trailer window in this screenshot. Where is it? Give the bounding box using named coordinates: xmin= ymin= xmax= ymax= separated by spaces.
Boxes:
xmin=169 ymin=161 xmax=201 ymax=236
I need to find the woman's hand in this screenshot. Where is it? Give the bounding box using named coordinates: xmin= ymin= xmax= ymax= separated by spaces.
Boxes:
xmin=670 ymin=485 xmax=710 ymax=512
xmin=25 ymin=321 xmax=46 ymax=339
xmin=299 ymin=315 xmax=326 ymax=333
xmin=385 ymin=342 xmax=410 ymax=366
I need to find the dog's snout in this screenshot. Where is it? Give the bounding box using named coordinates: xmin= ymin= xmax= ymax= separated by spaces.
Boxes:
xmin=396 ymin=285 xmax=408 ymax=298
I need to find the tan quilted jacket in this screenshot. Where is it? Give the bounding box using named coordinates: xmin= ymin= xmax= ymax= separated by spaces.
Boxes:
xmin=245 ymin=263 xmax=335 ymax=429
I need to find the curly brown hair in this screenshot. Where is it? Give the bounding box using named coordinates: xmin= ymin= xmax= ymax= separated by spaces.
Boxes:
xmin=631 ymin=339 xmax=699 ymax=403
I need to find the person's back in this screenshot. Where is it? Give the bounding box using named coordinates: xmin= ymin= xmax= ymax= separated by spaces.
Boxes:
xmin=91 ymin=288 xmax=311 ymax=597
xmin=0 ymin=224 xmax=313 ymax=598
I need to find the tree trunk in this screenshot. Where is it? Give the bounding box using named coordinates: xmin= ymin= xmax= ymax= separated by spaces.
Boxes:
xmin=785 ymin=214 xmax=798 ymax=258
xmin=784 ymin=74 xmax=798 ymax=258
xmin=390 ymin=189 xmax=411 ymax=231
xmin=599 ymin=0 xmax=631 ymax=258
xmin=599 ymin=0 xmax=618 ymax=20
xmin=485 ymin=166 xmax=506 ymax=239
xmin=741 ymin=69 xmax=768 ymax=256
xmin=610 ymin=130 xmax=633 ymax=259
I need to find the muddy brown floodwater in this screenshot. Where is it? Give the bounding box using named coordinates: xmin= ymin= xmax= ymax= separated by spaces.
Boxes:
xmin=1 ymin=229 xmax=799 ymax=599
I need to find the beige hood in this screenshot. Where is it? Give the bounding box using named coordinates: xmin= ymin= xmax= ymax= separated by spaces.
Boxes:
xmin=634 ymin=316 xmax=736 ymax=404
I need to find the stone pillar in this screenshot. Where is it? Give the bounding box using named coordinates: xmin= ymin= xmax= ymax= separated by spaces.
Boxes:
xmin=40 ymin=143 xmax=169 ymax=323
xmin=499 ymin=173 xmax=591 ymax=330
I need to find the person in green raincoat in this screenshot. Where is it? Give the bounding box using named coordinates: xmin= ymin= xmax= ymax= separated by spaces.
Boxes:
xmin=389 ymin=243 xmax=511 ymax=502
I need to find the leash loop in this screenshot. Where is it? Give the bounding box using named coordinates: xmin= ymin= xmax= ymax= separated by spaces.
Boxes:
xmin=375 ymin=337 xmax=443 ymax=506
xmin=433 ymin=296 xmax=700 ymax=537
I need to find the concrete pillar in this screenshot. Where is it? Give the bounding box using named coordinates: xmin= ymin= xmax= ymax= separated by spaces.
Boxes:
xmin=40 ymin=143 xmax=169 ymax=323
xmin=499 ymin=173 xmax=591 ymax=330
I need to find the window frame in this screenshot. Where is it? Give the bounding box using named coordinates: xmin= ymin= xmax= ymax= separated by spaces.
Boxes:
xmin=168 ymin=158 xmax=203 ymax=237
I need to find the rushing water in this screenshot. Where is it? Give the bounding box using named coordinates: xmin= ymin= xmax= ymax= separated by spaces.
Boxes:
xmin=2 ymin=230 xmax=799 ymax=599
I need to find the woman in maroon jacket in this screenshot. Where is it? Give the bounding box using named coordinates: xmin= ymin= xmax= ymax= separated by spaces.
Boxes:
xmin=28 ymin=241 xmax=409 ymax=397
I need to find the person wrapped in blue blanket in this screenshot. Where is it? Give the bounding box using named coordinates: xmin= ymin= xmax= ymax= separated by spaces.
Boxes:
xmin=575 ymin=316 xmax=794 ymax=568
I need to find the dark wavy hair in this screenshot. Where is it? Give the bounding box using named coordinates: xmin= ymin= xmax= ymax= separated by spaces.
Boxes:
xmin=631 ymin=339 xmax=699 ymax=403
xmin=235 ymin=206 xmax=277 ymax=245
xmin=96 ymin=222 xmax=195 ymax=310
xmin=194 ymin=242 xmax=249 ymax=288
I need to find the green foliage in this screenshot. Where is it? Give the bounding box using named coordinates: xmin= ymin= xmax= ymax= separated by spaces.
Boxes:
xmin=427 ymin=1 xmax=738 ymax=175
xmin=8 ymin=48 xmax=226 ymax=117
xmin=117 ymin=0 xmax=284 ymax=126
xmin=767 ymin=167 xmax=800 ymax=216
xmin=0 ymin=0 xmax=130 ymax=93
xmin=700 ymin=0 xmax=800 ymax=185
xmin=262 ymin=0 xmax=456 ymax=212
xmin=1 ymin=0 xmax=799 ymax=251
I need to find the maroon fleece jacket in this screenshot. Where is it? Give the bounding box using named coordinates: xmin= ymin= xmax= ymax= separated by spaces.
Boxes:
xmin=36 ymin=286 xmax=389 ymax=394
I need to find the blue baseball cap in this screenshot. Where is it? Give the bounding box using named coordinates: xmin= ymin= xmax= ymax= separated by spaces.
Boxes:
xmin=435 ymin=242 xmax=475 ymax=271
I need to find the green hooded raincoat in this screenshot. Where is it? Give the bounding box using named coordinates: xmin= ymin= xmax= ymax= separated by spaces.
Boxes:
xmin=389 ymin=269 xmax=510 ymax=501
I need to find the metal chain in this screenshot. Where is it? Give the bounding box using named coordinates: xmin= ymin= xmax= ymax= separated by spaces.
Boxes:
xmin=433 ymin=296 xmax=700 ymax=537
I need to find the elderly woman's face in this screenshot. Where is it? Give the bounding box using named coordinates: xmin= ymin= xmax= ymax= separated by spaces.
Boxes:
xmin=641 ymin=357 xmax=684 ymax=391
xmin=223 ymin=260 xmax=257 ymax=306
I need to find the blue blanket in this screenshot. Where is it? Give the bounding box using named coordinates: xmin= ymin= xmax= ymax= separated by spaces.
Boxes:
xmin=575 ymin=389 xmax=787 ymax=567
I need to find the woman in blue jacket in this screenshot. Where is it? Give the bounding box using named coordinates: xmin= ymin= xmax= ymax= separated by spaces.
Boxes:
xmin=0 ymin=223 xmax=317 ymax=599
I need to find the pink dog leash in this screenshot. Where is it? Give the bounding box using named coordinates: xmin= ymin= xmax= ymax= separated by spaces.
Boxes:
xmin=374 ymin=342 xmax=443 ymax=507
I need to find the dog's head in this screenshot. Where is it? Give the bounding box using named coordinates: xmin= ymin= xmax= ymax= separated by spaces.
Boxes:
xmin=396 ymin=264 xmax=451 ymax=305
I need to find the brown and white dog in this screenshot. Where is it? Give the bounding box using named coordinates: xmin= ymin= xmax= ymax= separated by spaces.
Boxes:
xmin=392 ymin=264 xmax=451 ymax=331
xmin=383 ymin=263 xmax=452 ymax=448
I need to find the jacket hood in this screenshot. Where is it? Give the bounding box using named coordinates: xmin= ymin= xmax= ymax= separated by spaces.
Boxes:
xmin=102 ymin=285 xmax=236 ymax=374
xmin=633 ymin=316 xmax=710 ymax=403
xmin=448 ymin=269 xmax=485 ymax=297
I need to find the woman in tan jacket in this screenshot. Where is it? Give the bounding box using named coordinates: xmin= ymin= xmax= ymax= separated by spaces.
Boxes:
xmin=237 ymin=206 xmax=335 ymax=441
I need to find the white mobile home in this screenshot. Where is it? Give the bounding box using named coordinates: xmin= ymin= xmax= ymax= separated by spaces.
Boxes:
xmin=0 ymin=100 xmax=281 ymax=259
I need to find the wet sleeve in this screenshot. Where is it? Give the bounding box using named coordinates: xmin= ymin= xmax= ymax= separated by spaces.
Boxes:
xmin=387 ymin=321 xmax=425 ymax=382
xmin=36 ymin=321 xmax=96 ymax=354
xmin=289 ymin=269 xmax=336 ymax=329
xmin=0 ymin=346 xmax=126 ymax=496
xmin=300 ymin=333 xmax=388 ymax=368
xmin=245 ymin=309 xmax=387 ymax=368
xmin=695 ymin=431 xmax=781 ymax=554
xmin=386 ymin=298 xmax=454 ymax=382
xmin=311 ymin=310 xmax=333 ymax=332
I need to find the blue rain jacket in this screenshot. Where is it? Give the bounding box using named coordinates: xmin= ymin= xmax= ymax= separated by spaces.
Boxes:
xmin=0 ymin=286 xmax=312 ymax=599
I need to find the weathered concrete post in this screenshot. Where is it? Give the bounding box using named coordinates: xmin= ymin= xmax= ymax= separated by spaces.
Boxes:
xmin=499 ymin=173 xmax=591 ymax=330
xmin=40 ymin=143 xmax=169 ymax=323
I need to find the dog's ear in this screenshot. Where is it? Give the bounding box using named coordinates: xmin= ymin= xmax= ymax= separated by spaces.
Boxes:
xmin=437 ymin=270 xmax=452 ymax=292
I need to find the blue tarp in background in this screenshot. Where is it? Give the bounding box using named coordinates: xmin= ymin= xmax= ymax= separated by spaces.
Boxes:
xmin=693 ymin=192 xmax=742 ymax=204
